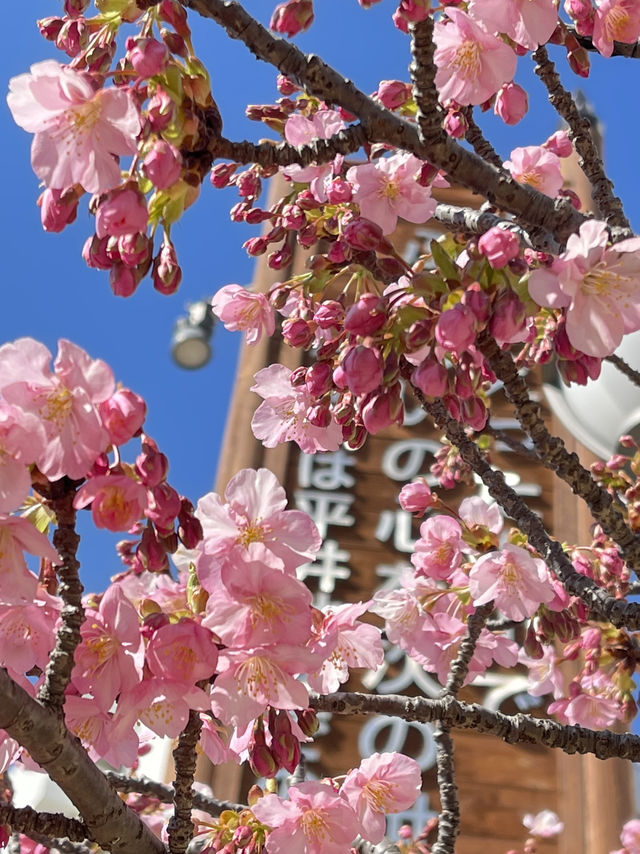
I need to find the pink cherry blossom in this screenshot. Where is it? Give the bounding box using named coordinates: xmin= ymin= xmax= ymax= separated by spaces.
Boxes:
xmin=504 ymin=146 xmax=563 ymax=197
xmin=196 ymin=467 xmax=321 ymax=575
xmin=282 ymin=110 xmax=345 ymax=200
xmin=0 ymin=595 xmax=60 ymax=672
xmin=0 ymin=338 xmax=114 ymax=481
xmin=7 ymin=60 xmax=140 ymax=193
xmin=346 ymin=153 xmax=437 ymax=235
xmin=95 ymin=189 xmax=148 ymax=239
xmin=251 ymin=364 xmax=342 ymax=453
xmin=122 ymin=678 xmax=210 ymax=738
xmin=145 ymin=619 xmax=219 ymax=684
xmin=593 ymin=0 xmax=640 ymax=57
xmin=620 ymin=819 xmax=640 ymax=853
xmin=518 ymin=646 xmax=564 ymax=699
xmin=202 ymin=560 xmax=313 ymax=647
xmin=0 ymin=403 xmax=46 ymax=512
xmin=252 ymin=781 xmax=361 ymax=854
xmin=468 ymin=0 xmax=558 ymax=49
xmin=433 ymin=9 xmax=517 ymax=106
xmin=341 ymin=752 xmax=422 ymax=843
xmin=458 ymin=496 xmax=503 ymax=535
xmin=398 ymin=479 xmax=437 ymax=516
xmin=64 ymin=695 xmax=139 ymax=768
xmin=0 ymin=515 xmax=60 ymax=605
xmin=74 ymin=474 xmax=147 ymax=532
xmin=211 ymin=285 xmax=276 ymax=345
xmin=411 ymin=515 xmax=464 ymax=581
xmin=469 ymin=544 xmax=555 ymax=621
xmin=307 ymin=601 xmax=383 ymax=694
xmin=98 ymin=388 xmax=147 ymax=446
xmin=528 ymin=219 xmax=640 ymax=357
xmin=523 ymin=810 xmax=564 ymax=838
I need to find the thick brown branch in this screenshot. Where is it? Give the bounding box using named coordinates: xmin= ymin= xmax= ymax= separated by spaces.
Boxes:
xmin=606 ymin=353 xmax=640 ymax=389
xmin=409 ymin=17 xmax=445 ymax=148
xmin=477 ymin=331 xmax=640 ymax=569
xmin=37 ymin=479 xmax=84 ymax=712
xmin=532 ymin=45 xmax=630 ymax=233
xmin=24 ymin=834 xmax=93 ymax=854
xmin=167 ymin=710 xmax=203 ymax=854
xmin=212 ymin=124 xmax=367 ymax=168
xmin=410 ymin=383 xmax=640 ymax=630
xmin=0 ymin=670 xmax=164 ymax=854
xmin=309 ymin=690 xmax=640 ymax=761
xmin=432 ymin=204 xmax=560 ymax=254
xmin=182 ymin=0 xmax=587 ymax=245
xmin=0 ymin=806 xmax=88 ymax=844
xmin=103 ymin=771 xmax=244 ymax=815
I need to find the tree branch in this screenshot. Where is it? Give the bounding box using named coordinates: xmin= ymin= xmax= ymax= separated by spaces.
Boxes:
xmin=37 ymin=479 xmax=85 ymax=713
xmin=103 ymin=771 xmax=245 ymax=815
xmin=309 ymin=690 xmax=640 ymax=761
xmin=566 ymin=28 xmax=640 ymax=59
xmin=432 ymin=204 xmax=560 ymax=254
xmin=181 ymin=0 xmax=587 ymax=246
xmin=462 ymin=108 xmax=505 ymax=171
xmin=0 ymin=806 xmax=88 ymax=844
xmin=0 ymin=669 xmax=165 ymax=854
xmin=477 ymin=331 xmax=640 ymax=568
xmin=409 ymin=381 xmax=640 ymax=630
xmin=606 ymin=353 xmax=640 ymax=389
xmin=167 ymin=710 xmax=203 ymax=854
xmin=532 ymin=45 xmax=631 ymax=233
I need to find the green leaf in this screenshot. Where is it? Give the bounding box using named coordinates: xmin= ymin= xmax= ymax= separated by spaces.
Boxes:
xmin=430 ymin=238 xmax=460 ymax=282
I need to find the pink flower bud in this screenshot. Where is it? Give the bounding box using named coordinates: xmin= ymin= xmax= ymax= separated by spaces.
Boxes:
xmin=147 ymin=87 xmax=175 ymax=132
xmin=461 ymin=283 xmax=491 ymax=323
xmin=325 ymin=177 xmax=353 ymax=204
xmin=268 ymin=244 xmax=293 ymax=270
xmin=136 ymin=439 xmax=169 ymax=487
xmin=210 ymin=162 xmax=238 ymax=188
xmin=159 ymin=0 xmax=191 ymax=39
xmin=343 ymin=345 xmax=383 ymax=395
xmin=344 ymin=293 xmax=387 ymax=336
xmin=118 ymin=232 xmax=152 ymax=268
xmin=443 ymin=109 xmax=468 ymax=139
xmin=314 ymin=300 xmax=345 ymax=329
xmin=462 ymin=396 xmax=488 ymax=430
xmin=490 ymin=289 xmax=528 ymax=346
xmin=282 ymin=317 xmax=314 ymax=347
xmin=281 ymin=204 xmax=306 ymax=230
xmin=478 ymin=227 xmax=520 ymax=269
xmin=39 ymin=188 xmax=79 ymax=232
xmin=137 ymin=524 xmax=169 ymax=572
xmin=494 ymin=82 xmax=529 ymax=125
xmin=161 ymin=28 xmax=188 ymax=57
xmin=110 ymin=264 xmax=140 ymax=298
xmin=544 ymin=130 xmax=573 ymax=158
xmin=567 ymin=46 xmax=590 ymax=77
xmin=277 ymin=74 xmax=300 ymax=95
xmin=435 ymin=305 xmax=477 ymax=355
xmin=99 ymin=389 xmax=147 ymax=446
xmin=306 ymin=362 xmax=333 ymax=397
xmin=307 ymin=403 xmax=332 ymax=428
xmin=342 ymin=217 xmax=389 ymax=252
xmin=127 ymin=36 xmax=169 ymax=78
xmin=96 ymin=189 xmax=148 ymax=239
xmin=399 ymin=479 xmax=436 ymax=515
xmin=412 ymin=358 xmax=449 ymax=397
xmin=178 ymin=499 xmax=203 ymax=549
xmin=376 ymin=79 xmax=412 ymax=110
xmin=143 ymin=139 xmax=182 ymax=189
xmin=295 ymin=708 xmax=320 ymax=737
xmin=83 ymin=235 xmax=112 ymax=270
xmin=146 ymin=482 xmax=182 ymax=533
xmin=362 ymin=385 xmax=404 ymax=434
xmin=152 ymin=237 xmax=182 ymax=295
xmin=38 ymin=16 xmax=64 ymax=41
xmin=270 ymin=0 xmax=314 ymax=36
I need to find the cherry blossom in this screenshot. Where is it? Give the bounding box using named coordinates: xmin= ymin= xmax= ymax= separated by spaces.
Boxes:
xmin=468 ymin=0 xmax=558 ymax=49
xmin=282 ymin=110 xmax=345 ymax=200
xmin=0 ymin=515 xmax=60 ymax=605
xmin=346 ymin=153 xmax=437 ymax=235
xmin=74 ymin=474 xmax=147 ymax=532
xmin=7 ymin=60 xmax=140 ymax=194
xmin=528 ymin=219 xmax=640 ymax=357
xmin=504 ymin=146 xmax=564 ymax=197
xmin=411 ymin=515 xmax=464 ymax=581
xmin=593 ymin=0 xmax=640 ymax=58
xmin=469 ymin=544 xmax=555 ymax=620
xmin=433 ymin=9 xmax=517 ymax=106
xmin=211 ymin=285 xmax=276 ymax=345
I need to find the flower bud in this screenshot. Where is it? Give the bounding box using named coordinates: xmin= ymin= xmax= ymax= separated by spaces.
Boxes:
xmin=39 ymin=187 xmax=79 ymax=233
xmin=143 ymin=139 xmax=182 ymax=189
xmin=412 ymin=358 xmax=449 ymax=397
xmin=478 ymin=227 xmax=520 ymax=269
xmin=270 ymin=0 xmax=314 ymax=37
xmin=494 ymin=82 xmax=528 ymax=125
xmin=343 ymin=345 xmax=383 ymax=396
xmin=398 ymin=479 xmax=436 ymax=515
xmin=127 ymin=36 xmax=169 ymax=78
xmin=344 ymin=293 xmax=387 ymax=336
xmin=100 ymin=389 xmax=147 ymax=445
xmin=152 ymin=237 xmax=182 ymax=295
xmin=110 ymin=264 xmax=140 ymax=297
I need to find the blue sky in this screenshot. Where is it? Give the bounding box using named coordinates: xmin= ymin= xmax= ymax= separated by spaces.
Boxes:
xmin=2 ymin=1 xmax=639 ymax=592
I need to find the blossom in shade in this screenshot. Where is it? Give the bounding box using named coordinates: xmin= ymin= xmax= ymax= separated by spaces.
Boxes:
xmin=7 ymin=60 xmax=140 ymax=193
xmin=433 ymin=9 xmax=517 ymax=106
xmin=469 ymin=544 xmax=555 ymax=620
xmin=122 ymin=678 xmax=210 ymax=738
xmin=346 ymin=153 xmax=437 ymax=235
xmin=195 ymin=467 xmax=321 ymax=576
xmin=518 ymin=646 xmax=564 ymax=699
xmin=528 ymin=219 xmax=640 ymax=357
xmin=211 ymin=285 xmax=276 ymax=345
xmin=593 ymin=0 xmax=640 ymax=58
xmin=0 ymin=515 xmax=60 ymax=605
xmin=0 ymin=403 xmax=46 ymax=513
xmin=0 ymin=338 xmax=114 ymax=481
xmin=523 ymin=810 xmax=564 ymax=838
xmin=282 ymin=110 xmax=345 ymax=200
xmin=251 ymin=364 xmax=342 ymax=453
xmin=0 ymin=595 xmax=60 ymax=672
xmin=341 ymin=753 xmax=422 ymax=843
xmin=504 ymin=145 xmax=563 ymax=197
xmin=468 ymin=0 xmax=558 ymax=49
xmin=252 ymin=781 xmax=361 ymax=854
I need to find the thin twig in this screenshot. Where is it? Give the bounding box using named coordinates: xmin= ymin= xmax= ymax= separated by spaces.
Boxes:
xmin=532 ymin=45 xmax=631 ymax=233
xmin=37 ymin=479 xmax=84 ymax=713
xmin=167 ymin=710 xmax=204 ymax=854
xmin=212 ymin=125 xmax=367 ymax=167
xmin=0 ymin=806 xmax=88 ymax=844
xmin=103 ymin=771 xmax=245 ymax=815
xmin=309 ymin=690 xmax=640 ymax=761
xmin=477 ymin=331 xmax=640 ymax=570
xmin=606 ymin=353 xmax=640 ymax=389
xmin=462 ymin=108 xmax=504 ymax=171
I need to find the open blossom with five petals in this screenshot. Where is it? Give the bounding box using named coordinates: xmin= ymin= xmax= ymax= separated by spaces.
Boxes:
xmin=251 ymin=364 xmax=342 ymax=453
xmin=0 ymin=594 xmax=60 ymax=671
xmin=196 ymin=467 xmax=321 ymax=575
xmin=504 ymin=145 xmax=563 ymax=197
xmin=411 ymin=515 xmax=464 ymax=581
xmin=252 ymin=781 xmax=361 ymax=854
xmin=469 ymin=544 xmax=555 ymax=621
xmin=0 ymin=338 xmax=114 ymax=481
xmin=528 ymin=219 xmax=640 ymax=357
xmin=346 ymin=153 xmax=437 ymax=235
xmin=433 ymin=9 xmax=517 ymax=106
xmin=341 ymin=753 xmax=422 ymax=844
xmin=211 ymin=285 xmax=276 ymax=345
xmin=74 ymin=474 xmax=147 ymax=532
xmin=593 ymin=0 xmax=640 ymax=58
xmin=7 ymin=60 xmax=140 ymax=194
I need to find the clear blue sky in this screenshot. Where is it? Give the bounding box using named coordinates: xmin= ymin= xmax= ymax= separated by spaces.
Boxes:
xmin=2 ymin=1 xmax=639 ymax=592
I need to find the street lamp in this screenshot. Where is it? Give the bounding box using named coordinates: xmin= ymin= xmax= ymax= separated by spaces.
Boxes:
xmin=171 ymin=301 xmax=216 ymax=370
